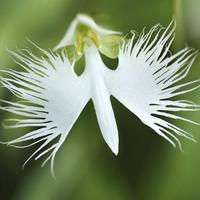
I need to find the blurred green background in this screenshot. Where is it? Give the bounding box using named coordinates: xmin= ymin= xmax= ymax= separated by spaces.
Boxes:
xmin=0 ymin=0 xmax=200 ymax=199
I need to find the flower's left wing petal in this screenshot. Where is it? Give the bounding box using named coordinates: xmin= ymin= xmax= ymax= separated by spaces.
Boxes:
xmin=106 ymin=22 xmax=199 ymax=148
xmin=0 ymin=48 xmax=90 ymax=174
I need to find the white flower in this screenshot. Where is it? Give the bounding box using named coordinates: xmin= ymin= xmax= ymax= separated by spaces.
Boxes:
xmin=0 ymin=14 xmax=199 ymax=175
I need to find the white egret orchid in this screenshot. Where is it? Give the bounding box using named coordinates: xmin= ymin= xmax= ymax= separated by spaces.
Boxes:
xmin=0 ymin=14 xmax=199 ymax=174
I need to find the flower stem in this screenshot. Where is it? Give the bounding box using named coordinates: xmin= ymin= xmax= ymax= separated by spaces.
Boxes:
xmin=173 ymin=0 xmax=185 ymax=49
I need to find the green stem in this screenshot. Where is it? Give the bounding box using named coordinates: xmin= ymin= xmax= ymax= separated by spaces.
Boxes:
xmin=173 ymin=0 xmax=185 ymax=49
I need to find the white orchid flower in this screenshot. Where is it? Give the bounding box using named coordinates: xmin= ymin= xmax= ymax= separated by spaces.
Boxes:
xmin=0 ymin=14 xmax=199 ymax=175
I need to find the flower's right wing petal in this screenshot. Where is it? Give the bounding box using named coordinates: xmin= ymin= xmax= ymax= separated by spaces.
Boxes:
xmin=0 ymin=48 xmax=90 ymax=173
xmin=106 ymin=22 xmax=199 ymax=148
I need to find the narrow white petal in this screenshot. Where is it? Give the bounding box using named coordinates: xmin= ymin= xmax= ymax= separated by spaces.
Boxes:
xmin=85 ymin=45 xmax=119 ymax=154
xmin=107 ymin=22 xmax=199 ymax=147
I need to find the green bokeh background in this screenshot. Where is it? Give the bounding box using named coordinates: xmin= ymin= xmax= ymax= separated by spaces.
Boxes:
xmin=0 ymin=0 xmax=200 ymax=199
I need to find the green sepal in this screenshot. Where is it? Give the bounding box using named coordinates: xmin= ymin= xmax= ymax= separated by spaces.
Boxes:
xmin=99 ymin=35 xmax=124 ymax=59
xmin=65 ymin=45 xmax=82 ymax=63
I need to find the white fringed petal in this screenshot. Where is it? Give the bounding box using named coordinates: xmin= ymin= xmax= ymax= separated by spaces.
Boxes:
xmin=0 ymin=48 xmax=90 ymax=175
xmin=106 ymin=22 xmax=199 ymax=148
